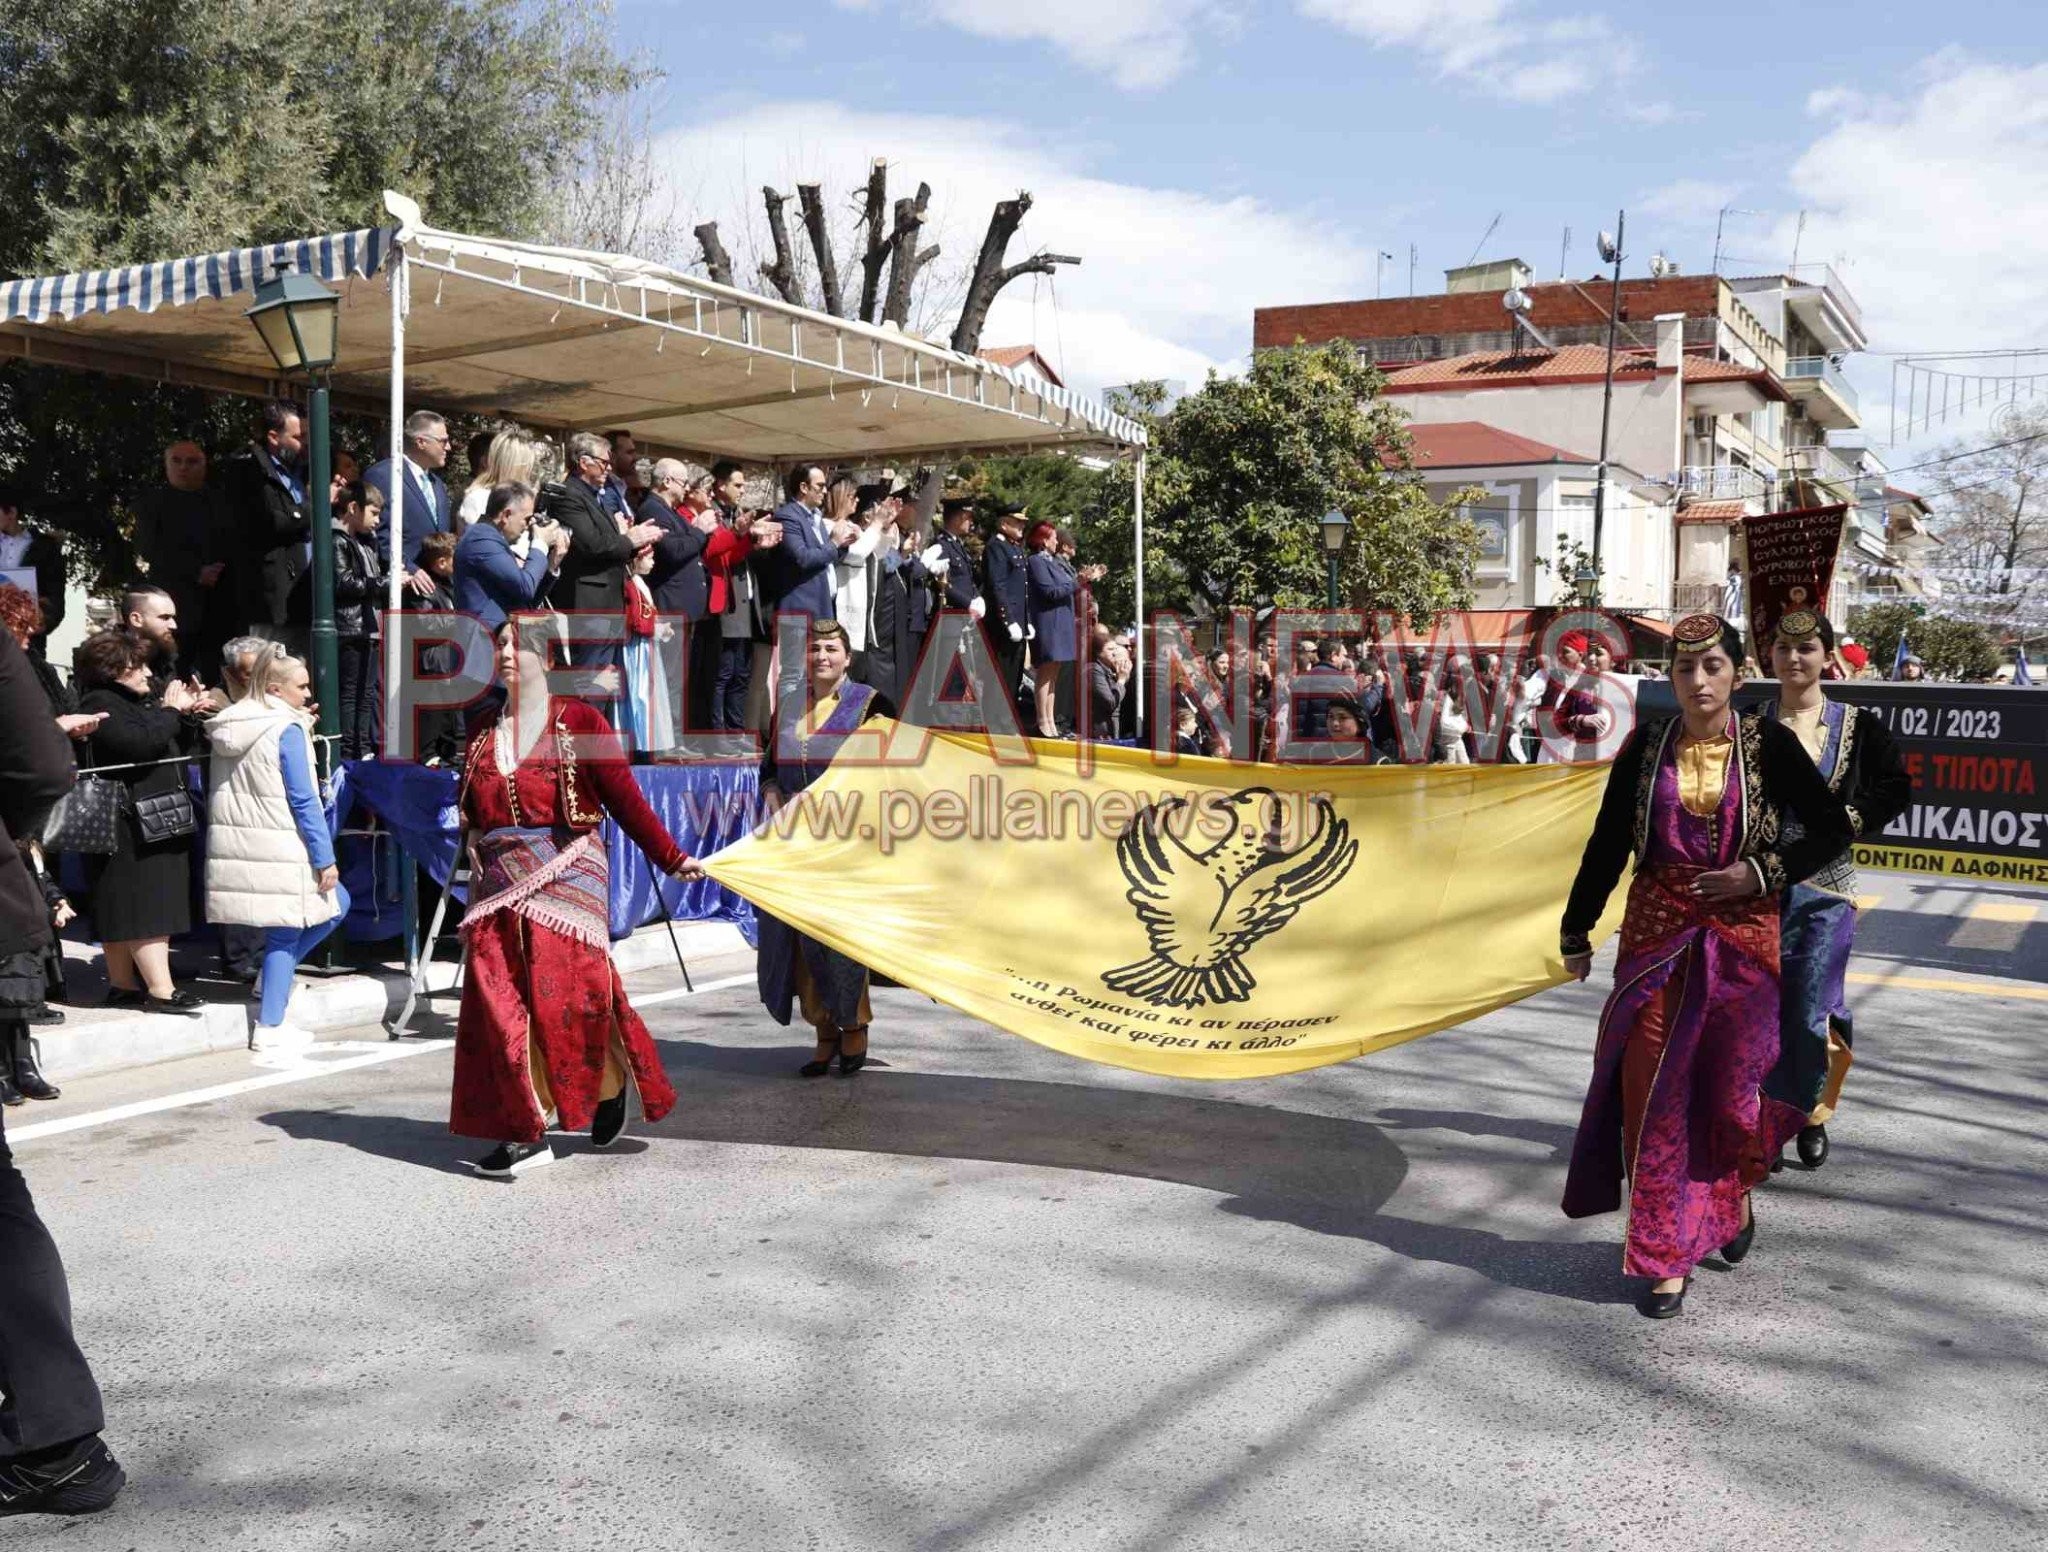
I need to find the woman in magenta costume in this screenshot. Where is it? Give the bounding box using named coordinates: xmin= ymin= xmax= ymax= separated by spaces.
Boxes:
xmin=451 ymin=617 xmax=705 ymax=1178
xmin=1559 ymin=615 xmax=1851 ymax=1319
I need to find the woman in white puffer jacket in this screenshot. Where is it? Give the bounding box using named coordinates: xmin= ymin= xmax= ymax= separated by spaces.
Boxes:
xmin=204 ymin=647 xmax=347 ymax=1054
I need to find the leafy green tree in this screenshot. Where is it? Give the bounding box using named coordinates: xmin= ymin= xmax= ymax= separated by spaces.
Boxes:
xmin=1846 ymin=601 xmax=2001 ymax=681
xmin=1089 ymin=346 xmax=1480 ymax=630
xmin=0 ymin=0 xmax=644 ymax=586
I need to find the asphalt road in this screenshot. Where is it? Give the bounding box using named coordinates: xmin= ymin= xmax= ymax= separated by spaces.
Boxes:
xmin=5 ymin=873 xmax=2045 ymax=1552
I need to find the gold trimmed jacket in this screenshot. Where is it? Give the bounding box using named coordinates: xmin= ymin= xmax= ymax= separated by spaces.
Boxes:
xmin=1560 ymin=712 xmax=1854 ymax=957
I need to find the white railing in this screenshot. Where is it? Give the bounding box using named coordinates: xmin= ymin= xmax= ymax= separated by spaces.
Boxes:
xmin=1671 ymin=465 xmax=1772 ymax=502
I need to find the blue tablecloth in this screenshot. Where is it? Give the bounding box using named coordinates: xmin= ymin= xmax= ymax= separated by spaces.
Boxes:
xmin=336 ymin=760 xmax=758 ymax=944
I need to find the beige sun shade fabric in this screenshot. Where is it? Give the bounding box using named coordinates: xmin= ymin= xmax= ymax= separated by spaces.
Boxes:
xmin=0 ymin=193 xmax=1144 ymax=465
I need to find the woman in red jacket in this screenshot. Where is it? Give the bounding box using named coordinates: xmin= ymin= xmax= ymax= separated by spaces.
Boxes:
xmin=452 ymin=615 xmax=704 ymax=1178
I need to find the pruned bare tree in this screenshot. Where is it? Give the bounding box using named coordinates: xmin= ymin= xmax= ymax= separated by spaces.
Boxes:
xmin=950 ymin=193 xmax=1078 ymax=356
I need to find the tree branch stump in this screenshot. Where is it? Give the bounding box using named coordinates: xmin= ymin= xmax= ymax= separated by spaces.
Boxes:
xmin=759 ymin=187 xmax=801 ymax=304
xmin=797 ymin=182 xmax=843 ymax=317
xmin=694 ymin=221 xmax=733 ymax=287
xmin=857 ymin=159 xmax=890 ymax=324
xmin=884 ymin=183 xmax=934 ymax=328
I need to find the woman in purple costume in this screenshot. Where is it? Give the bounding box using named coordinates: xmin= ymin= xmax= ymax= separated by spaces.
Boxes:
xmin=1560 ymin=615 xmax=1852 ymax=1319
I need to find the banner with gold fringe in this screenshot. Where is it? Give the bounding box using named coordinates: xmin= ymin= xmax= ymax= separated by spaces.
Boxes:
xmin=705 ymin=731 xmax=1623 ymax=1079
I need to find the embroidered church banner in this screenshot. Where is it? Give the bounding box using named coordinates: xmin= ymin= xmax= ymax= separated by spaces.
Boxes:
xmin=1741 ymin=503 xmax=1849 ymax=649
xmin=705 ymin=731 xmax=1622 ymax=1079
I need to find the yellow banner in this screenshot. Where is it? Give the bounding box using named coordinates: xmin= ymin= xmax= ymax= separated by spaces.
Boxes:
xmin=706 ymin=729 xmax=1620 ymax=1079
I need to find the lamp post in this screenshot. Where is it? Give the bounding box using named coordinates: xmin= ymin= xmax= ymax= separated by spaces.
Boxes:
xmin=1320 ymin=508 xmax=1350 ymax=609
xmin=245 ymin=268 xmax=341 ymax=762
xmin=1590 ymin=214 xmax=1626 ymax=605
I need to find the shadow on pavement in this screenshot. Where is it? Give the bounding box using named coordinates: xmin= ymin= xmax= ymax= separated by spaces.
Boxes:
xmin=256 ymin=1107 xmax=655 ymax=1174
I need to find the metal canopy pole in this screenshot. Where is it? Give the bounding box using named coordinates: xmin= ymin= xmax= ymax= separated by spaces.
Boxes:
xmin=386 ymin=249 xmax=415 ymax=984
xmin=1133 ymin=449 xmax=1147 ymax=730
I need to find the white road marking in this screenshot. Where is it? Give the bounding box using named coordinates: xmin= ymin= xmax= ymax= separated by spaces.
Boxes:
xmin=9 ymin=974 xmax=755 ymax=1145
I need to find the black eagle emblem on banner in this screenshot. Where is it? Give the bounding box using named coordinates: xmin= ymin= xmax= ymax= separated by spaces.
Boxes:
xmin=1102 ymin=789 xmax=1356 ymax=1010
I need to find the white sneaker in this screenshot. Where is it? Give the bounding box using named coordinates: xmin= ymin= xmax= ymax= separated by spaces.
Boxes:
xmin=249 ymin=1022 xmax=318 ymax=1054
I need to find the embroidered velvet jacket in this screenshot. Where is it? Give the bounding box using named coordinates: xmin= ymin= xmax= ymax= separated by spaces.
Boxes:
xmin=1560 ymin=712 xmax=1853 ymax=956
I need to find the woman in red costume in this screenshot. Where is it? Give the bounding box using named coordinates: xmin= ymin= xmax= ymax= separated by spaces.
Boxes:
xmin=452 ymin=616 xmax=705 ymax=1178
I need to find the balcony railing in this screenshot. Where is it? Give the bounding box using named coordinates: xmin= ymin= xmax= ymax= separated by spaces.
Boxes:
xmin=1784 ymin=355 xmax=1860 ymax=413
xmin=1786 ymin=441 xmax=1861 ymax=492
xmin=1672 ymin=464 xmax=1771 ymax=503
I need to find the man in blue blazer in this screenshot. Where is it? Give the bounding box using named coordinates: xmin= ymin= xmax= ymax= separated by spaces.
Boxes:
xmin=453 ymin=482 xmax=563 ymax=632
xmin=364 ymin=410 xmax=455 ymax=598
xmin=755 ymin=463 xmax=844 ymax=621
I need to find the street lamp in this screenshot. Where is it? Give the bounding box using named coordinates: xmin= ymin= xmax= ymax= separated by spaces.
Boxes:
xmin=1320 ymin=508 xmax=1350 ymax=609
xmin=246 ymin=267 xmax=341 ymax=761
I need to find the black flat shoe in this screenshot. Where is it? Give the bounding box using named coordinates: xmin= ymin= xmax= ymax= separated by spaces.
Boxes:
xmin=27 ymin=1004 xmax=63 ymax=1026
xmin=1637 ymin=1278 xmax=1689 ymax=1319
xmin=102 ymin=988 xmax=144 ymax=1010
xmin=590 ymin=1093 xmax=628 ymax=1149
xmin=800 ymin=1032 xmax=841 ymax=1078
xmin=143 ymin=989 xmax=205 ymax=1017
xmin=1796 ymin=1124 xmax=1829 ymax=1169
xmin=472 ymin=1139 xmax=555 ymax=1178
xmin=1721 ymin=1198 xmax=1757 ymax=1266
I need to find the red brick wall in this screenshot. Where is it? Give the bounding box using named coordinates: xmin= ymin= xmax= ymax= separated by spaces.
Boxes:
xmin=1253 ymin=276 xmax=1724 ymax=350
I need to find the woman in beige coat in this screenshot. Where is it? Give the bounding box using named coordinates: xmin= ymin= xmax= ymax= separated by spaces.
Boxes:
xmin=204 ymin=648 xmax=345 ymax=1054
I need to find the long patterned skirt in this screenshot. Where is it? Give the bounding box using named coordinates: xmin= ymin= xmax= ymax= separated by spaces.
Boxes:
xmin=450 ymin=829 xmax=677 ymax=1143
xmin=1563 ymin=864 xmax=1807 ymax=1278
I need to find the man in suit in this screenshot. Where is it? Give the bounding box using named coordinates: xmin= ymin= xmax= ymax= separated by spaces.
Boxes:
xmin=453 ymin=481 xmax=565 ymax=633
xmin=982 ymin=503 xmax=1030 ymax=711
xmin=363 ymin=410 xmax=456 ymax=598
xmin=756 ymin=463 xmax=846 ymax=622
xmin=220 ymin=398 xmax=308 ymax=644
xmin=0 ymin=486 xmax=68 ymax=657
xmin=603 ymin=430 xmax=643 ymax=518
xmin=547 ymin=431 xmax=664 ymax=669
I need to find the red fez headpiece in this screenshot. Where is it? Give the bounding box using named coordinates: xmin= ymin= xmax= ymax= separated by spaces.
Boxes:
xmin=1558 ymin=630 xmax=1590 ymax=655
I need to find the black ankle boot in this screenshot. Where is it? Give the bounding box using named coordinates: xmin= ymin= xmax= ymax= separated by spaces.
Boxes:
xmin=11 ymin=1024 xmax=59 ymax=1102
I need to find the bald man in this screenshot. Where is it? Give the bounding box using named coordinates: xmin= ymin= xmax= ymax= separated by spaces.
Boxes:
xmin=132 ymin=440 xmax=235 ymax=675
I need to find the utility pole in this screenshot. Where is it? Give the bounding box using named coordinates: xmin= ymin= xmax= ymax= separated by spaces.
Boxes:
xmin=1591 ymin=211 xmax=1626 ymax=604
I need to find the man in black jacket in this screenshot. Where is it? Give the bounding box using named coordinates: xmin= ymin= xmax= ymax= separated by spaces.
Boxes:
xmin=641 ymin=460 xmax=717 ymax=728
xmin=0 ymin=629 xmax=126 ymax=1517
xmin=220 ymin=399 xmax=308 ymax=645
xmin=546 ymin=432 xmax=664 ymax=671
xmin=130 ymin=442 xmax=235 ymax=676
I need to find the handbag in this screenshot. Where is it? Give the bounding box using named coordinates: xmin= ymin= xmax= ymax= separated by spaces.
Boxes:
xmin=132 ymin=784 xmax=197 ymax=845
xmin=39 ymin=773 xmax=126 ymax=856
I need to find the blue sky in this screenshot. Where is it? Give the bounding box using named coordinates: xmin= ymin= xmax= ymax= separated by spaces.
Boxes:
xmin=614 ymin=0 xmax=2048 ymax=459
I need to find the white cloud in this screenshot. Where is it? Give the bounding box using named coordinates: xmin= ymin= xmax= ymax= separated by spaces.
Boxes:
xmin=1771 ymin=56 xmax=2048 ymax=453
xmin=850 ymin=0 xmax=1226 ymax=90
xmin=1634 ymin=179 xmax=1740 ymax=225
xmin=1299 ymin=0 xmax=1633 ymax=103
xmin=653 ymin=102 xmax=1379 ymax=394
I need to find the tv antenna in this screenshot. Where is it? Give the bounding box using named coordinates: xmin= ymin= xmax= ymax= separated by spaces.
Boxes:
xmin=1465 ymin=212 xmax=1503 ymax=268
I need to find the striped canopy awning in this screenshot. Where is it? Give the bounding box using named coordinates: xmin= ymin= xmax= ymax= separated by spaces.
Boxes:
xmin=0 ymin=227 xmax=394 ymax=326
xmin=0 ymin=201 xmax=1142 ymax=462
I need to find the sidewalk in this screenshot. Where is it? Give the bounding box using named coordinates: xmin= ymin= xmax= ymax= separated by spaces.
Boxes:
xmin=32 ymin=920 xmax=752 ymax=1084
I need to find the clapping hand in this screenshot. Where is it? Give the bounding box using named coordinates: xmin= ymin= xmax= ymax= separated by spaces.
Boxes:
xmin=626 ymin=521 xmax=666 ymax=548
xmin=751 ymin=519 xmax=783 ymax=548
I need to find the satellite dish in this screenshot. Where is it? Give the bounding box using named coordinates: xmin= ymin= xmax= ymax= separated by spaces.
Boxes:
xmin=1597 ymin=231 xmax=1620 ymax=264
xmin=1648 ymin=253 xmax=1672 ymax=278
xmin=1502 ymin=287 xmax=1531 ymax=315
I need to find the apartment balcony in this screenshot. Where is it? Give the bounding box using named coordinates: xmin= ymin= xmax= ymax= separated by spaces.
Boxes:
xmin=1786 ymin=441 xmax=1863 ymax=495
xmin=1783 ymin=355 xmax=1860 ymax=429
xmin=1671 ymin=464 xmax=1772 ymax=504
xmin=1784 ymin=264 xmax=1867 ymax=353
